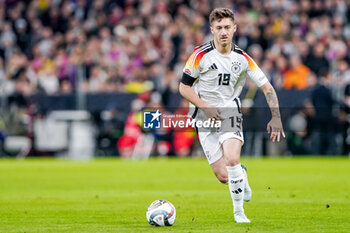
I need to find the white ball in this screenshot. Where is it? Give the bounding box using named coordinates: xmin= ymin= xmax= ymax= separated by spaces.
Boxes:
xmin=146 ymin=200 xmax=176 ymax=226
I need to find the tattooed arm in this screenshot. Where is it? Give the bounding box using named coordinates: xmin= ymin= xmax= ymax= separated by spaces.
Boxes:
xmin=260 ymin=82 xmax=285 ymax=142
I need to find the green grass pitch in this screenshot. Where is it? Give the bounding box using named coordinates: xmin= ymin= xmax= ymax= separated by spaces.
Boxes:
xmin=0 ymin=157 xmax=349 ymax=233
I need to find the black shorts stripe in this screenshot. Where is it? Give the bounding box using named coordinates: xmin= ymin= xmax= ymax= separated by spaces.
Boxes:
xmin=191 ymin=92 xmax=200 ymax=119
xmin=194 ymin=125 xmax=199 ymax=134
xmin=192 ymin=107 xmax=198 ymax=119
xmin=234 ymin=98 xmax=242 ymax=113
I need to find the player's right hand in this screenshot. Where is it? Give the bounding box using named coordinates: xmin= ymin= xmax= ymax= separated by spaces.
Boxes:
xmin=202 ymin=107 xmax=223 ymax=121
xmin=267 ymin=117 xmax=285 ymax=142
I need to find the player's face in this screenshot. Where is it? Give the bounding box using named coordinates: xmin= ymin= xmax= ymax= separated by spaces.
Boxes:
xmin=210 ymin=18 xmax=236 ymax=47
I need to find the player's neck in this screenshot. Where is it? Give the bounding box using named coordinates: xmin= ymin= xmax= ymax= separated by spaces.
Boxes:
xmin=214 ymin=40 xmax=232 ymax=55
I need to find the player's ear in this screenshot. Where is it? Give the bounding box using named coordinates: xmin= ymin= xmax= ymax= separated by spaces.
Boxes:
xmin=210 ymin=25 xmax=214 ymax=34
xmin=233 ymin=24 xmax=237 ymax=33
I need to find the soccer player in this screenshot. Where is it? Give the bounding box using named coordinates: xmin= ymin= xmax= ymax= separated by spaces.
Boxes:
xmin=179 ymin=8 xmax=285 ymax=223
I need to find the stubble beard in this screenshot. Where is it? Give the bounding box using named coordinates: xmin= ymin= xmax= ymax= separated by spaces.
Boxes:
xmin=220 ymin=39 xmax=232 ymax=50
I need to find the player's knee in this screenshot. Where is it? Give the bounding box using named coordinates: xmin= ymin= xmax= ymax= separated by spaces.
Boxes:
xmin=225 ymin=157 xmax=240 ymax=167
xmin=216 ymin=172 xmax=228 ymax=184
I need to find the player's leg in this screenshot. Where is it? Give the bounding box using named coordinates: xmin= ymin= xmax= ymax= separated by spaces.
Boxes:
xmin=198 ymin=131 xmax=250 ymax=222
xmin=210 ymin=156 xmax=228 ymax=184
xmin=222 ymin=138 xmax=250 ymax=223
xmin=210 ymin=159 xmax=251 ymax=201
xmin=241 ymin=164 xmax=252 ymax=202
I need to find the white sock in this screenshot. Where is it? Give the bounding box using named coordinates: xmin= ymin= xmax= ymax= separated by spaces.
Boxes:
xmin=227 ymin=164 xmax=245 ymax=213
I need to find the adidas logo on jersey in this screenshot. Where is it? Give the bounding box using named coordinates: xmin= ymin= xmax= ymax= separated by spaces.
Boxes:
xmin=208 ymin=63 xmax=218 ymax=70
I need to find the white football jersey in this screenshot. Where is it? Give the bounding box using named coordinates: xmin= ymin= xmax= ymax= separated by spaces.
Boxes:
xmin=182 ymin=40 xmax=268 ymax=111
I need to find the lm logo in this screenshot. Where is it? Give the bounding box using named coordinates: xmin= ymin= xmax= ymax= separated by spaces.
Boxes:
xmin=143 ymin=110 xmax=161 ymax=129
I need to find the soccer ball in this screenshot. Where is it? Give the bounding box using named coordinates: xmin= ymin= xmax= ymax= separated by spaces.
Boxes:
xmin=146 ymin=200 xmax=176 ymax=226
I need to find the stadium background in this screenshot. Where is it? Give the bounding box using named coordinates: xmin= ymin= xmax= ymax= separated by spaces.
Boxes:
xmin=0 ymin=1 xmax=350 ymax=233
xmin=0 ymin=0 xmax=350 ymax=158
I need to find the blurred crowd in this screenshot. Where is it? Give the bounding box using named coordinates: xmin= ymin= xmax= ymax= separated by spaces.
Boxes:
xmin=0 ymin=0 xmax=348 ymax=95
xmin=1 ymin=0 xmax=350 ymax=156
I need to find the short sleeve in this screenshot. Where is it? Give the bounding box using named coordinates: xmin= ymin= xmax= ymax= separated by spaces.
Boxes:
xmin=242 ymin=52 xmax=268 ymax=87
xmin=181 ymin=47 xmax=204 ymax=86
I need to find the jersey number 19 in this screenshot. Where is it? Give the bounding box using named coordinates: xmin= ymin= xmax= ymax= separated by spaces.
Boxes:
xmin=218 ymin=73 xmax=231 ymax=86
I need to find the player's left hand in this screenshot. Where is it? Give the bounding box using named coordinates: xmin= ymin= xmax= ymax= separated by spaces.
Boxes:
xmin=267 ymin=117 xmax=285 ymax=142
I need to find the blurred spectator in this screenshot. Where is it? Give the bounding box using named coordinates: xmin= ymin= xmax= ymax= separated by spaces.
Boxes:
xmin=59 ymin=78 xmax=72 ymax=94
xmin=0 ymin=113 xmax=5 ymax=156
xmin=332 ymin=60 xmax=350 ymax=102
xmin=84 ymin=65 xmax=108 ymax=92
xmin=305 ymin=43 xmax=329 ymax=77
xmin=310 ymin=74 xmax=337 ymax=155
xmin=117 ymin=98 xmax=144 ymax=158
xmin=173 ymin=99 xmax=196 ymax=157
xmin=339 ymin=83 xmax=350 ymax=155
xmin=283 ymin=56 xmax=310 ymax=90
xmin=287 ymin=101 xmax=315 ymax=155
